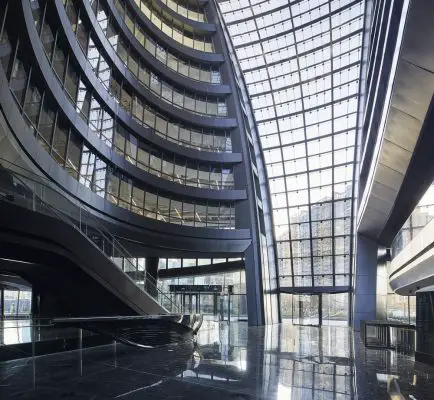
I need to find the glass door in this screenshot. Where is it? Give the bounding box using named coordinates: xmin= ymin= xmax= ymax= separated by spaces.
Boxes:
xmin=281 ymin=293 xmax=350 ymax=326
xmin=292 ymin=294 xmax=320 ymax=326
xmin=321 ymin=293 xmax=349 ymax=326
xmin=182 ymin=293 xmax=199 ymax=313
xmin=199 ymin=293 xmax=215 ymax=317
xmin=220 ymin=294 xmax=230 ymax=321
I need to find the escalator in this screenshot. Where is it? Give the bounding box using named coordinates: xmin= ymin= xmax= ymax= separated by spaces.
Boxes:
xmin=0 ymin=160 xmax=180 ymax=317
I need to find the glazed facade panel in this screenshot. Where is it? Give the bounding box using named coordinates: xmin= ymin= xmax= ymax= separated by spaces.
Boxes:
xmin=219 ymin=0 xmax=364 ymax=304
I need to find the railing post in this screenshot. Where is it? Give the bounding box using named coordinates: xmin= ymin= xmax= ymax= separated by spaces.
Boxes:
xmin=78 ymin=328 xmax=83 ymax=376
xmin=32 ymin=322 xmax=36 ymax=389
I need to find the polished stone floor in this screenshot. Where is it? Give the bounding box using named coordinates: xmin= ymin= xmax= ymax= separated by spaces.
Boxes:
xmin=1 ymin=321 xmax=434 ymax=399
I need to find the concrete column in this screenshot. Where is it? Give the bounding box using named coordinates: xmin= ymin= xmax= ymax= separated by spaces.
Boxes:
xmin=353 ymin=234 xmax=378 ymax=330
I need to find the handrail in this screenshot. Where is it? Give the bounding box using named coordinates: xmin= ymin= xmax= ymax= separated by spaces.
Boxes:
xmin=0 ymin=158 xmax=183 ymax=314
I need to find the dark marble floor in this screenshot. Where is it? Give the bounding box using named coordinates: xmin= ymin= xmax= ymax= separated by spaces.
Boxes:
xmin=1 ymin=321 xmax=434 ymax=399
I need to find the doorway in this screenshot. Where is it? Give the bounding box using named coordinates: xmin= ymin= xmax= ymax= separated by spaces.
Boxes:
xmin=292 ymin=294 xmax=320 ymax=326
xmin=169 ymin=285 xmax=235 ymax=321
xmin=281 ymin=292 xmax=349 ymax=326
xmin=182 ymin=293 xmax=199 ymax=313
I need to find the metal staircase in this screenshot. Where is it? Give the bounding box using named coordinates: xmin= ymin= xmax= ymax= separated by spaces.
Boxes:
xmin=0 ymin=158 xmax=183 ymax=315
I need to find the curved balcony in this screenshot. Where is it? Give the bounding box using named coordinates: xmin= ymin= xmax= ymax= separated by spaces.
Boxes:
xmin=82 ymin=0 xmax=230 ymax=96
xmin=74 ymin=2 xmax=226 ymax=118
xmin=19 ymin=0 xmax=245 ymax=203
xmin=0 ymin=77 xmax=251 ymax=251
xmin=47 ymin=0 xmax=238 ymax=158
xmin=144 ymin=0 xmax=216 ymax=35
xmin=0 ymin=42 xmax=239 ymax=231
xmin=111 ymin=0 xmax=224 ymax=63
xmin=92 ymin=0 xmax=223 ymax=84
xmin=57 ymin=1 xmax=234 ymax=131
xmin=160 ymin=0 xmax=208 ymax=23
xmin=118 ymin=0 xmax=215 ymax=51
xmin=72 ymin=0 xmax=229 ymax=109
xmin=389 ymin=217 xmax=434 ymax=296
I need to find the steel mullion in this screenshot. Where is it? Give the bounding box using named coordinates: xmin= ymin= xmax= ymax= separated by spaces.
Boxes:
xmin=328 ymin=1 xmax=336 ymax=288
xmin=349 ymin=0 xmax=368 ymax=326
xmin=287 ymin=3 xmax=314 ymax=288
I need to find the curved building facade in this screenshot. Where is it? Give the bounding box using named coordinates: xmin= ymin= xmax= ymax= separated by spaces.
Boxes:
xmin=0 ymin=0 xmax=279 ymax=324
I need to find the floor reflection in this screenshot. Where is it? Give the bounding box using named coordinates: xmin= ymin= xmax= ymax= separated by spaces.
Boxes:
xmin=0 ymin=319 xmax=33 ymax=345
xmin=192 ymin=322 xmax=355 ymax=399
xmin=0 ymin=318 xmax=83 ymax=346
xmin=1 ymin=321 xmax=434 ymax=399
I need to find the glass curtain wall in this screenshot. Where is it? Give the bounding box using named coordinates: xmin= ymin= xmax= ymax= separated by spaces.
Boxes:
xmin=219 ymin=0 xmax=364 ymax=322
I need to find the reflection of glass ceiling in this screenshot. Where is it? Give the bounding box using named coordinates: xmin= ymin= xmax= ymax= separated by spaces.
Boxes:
xmin=219 ymin=0 xmax=364 ymax=289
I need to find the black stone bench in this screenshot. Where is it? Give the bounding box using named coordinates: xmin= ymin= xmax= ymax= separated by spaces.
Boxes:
xmin=53 ymin=314 xmax=203 ymax=348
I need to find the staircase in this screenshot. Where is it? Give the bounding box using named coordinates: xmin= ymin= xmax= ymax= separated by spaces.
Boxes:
xmin=0 ymin=159 xmax=183 ymax=316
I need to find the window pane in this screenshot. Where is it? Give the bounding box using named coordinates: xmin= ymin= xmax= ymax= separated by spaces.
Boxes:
xmin=38 ymin=100 xmax=55 ymax=148
xmin=53 ymin=45 xmax=66 ymax=82
xmin=66 ymin=132 xmax=81 ymax=179
xmin=64 ymin=59 xmax=79 ymax=101
xmin=10 ymin=55 xmax=28 ymax=106
xmin=52 ymin=116 xmax=69 ymax=164
xmin=23 ymin=83 xmax=42 ymax=126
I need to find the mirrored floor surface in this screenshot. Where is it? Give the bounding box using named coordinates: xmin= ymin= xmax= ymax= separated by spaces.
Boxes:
xmin=1 ymin=321 xmax=434 ymax=399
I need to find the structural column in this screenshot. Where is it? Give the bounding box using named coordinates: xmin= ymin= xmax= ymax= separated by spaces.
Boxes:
xmin=416 ymin=291 xmax=434 ymax=365
xmin=353 ymin=234 xmax=378 ymax=330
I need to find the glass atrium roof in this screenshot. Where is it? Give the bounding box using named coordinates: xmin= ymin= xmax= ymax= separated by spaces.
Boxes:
xmin=219 ymin=0 xmax=365 ymax=289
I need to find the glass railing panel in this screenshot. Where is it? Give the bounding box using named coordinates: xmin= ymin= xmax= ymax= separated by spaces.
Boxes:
xmin=41 ymin=1 xmax=231 ymax=152
xmin=161 ymin=0 xmax=206 ymax=22
xmin=125 ymin=0 xmax=213 ymax=52
xmin=103 ymin=0 xmax=220 ymax=82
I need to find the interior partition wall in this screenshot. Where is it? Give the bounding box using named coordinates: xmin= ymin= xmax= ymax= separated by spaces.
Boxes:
xmin=218 ymin=0 xmax=365 ymax=324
